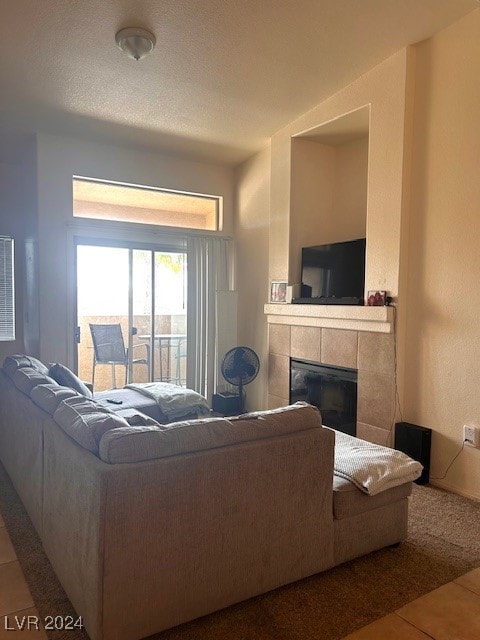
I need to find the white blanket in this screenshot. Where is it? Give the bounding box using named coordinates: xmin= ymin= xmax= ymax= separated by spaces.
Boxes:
xmin=333 ymin=429 xmax=423 ymax=496
xmin=125 ymin=382 xmax=210 ymax=421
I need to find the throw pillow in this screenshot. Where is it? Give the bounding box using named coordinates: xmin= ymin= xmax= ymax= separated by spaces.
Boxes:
xmin=49 ymin=363 xmax=93 ymax=399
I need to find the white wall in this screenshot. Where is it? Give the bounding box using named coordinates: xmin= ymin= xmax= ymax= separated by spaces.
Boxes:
xmin=0 ymin=141 xmax=39 ymax=361
xmin=35 ymin=133 xmax=234 ymax=366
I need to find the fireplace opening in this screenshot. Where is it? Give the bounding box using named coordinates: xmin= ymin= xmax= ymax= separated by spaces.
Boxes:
xmin=290 ymin=359 xmax=357 ymax=436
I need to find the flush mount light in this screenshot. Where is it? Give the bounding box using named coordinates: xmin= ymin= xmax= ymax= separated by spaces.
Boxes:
xmin=115 ymin=27 xmax=156 ymax=61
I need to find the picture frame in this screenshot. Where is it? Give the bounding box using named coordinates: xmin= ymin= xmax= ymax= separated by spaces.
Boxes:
xmin=367 ymin=290 xmax=387 ymax=306
xmin=270 ymin=281 xmax=287 ymax=303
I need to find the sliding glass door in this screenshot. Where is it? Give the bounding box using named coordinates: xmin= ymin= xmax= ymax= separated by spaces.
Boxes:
xmin=76 ymin=242 xmax=187 ymax=392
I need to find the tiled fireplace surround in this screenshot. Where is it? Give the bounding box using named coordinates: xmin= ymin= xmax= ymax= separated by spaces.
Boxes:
xmin=266 ymin=309 xmax=396 ymax=446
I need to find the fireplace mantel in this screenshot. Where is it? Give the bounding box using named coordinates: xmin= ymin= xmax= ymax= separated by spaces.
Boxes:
xmin=264 ymin=303 xmax=393 ymax=333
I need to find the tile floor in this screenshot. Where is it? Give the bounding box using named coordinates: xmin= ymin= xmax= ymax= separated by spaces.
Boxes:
xmin=0 ymin=511 xmax=46 ymax=639
xmin=1 ymin=508 xmax=479 ymax=640
xmin=342 ymin=567 xmax=480 ymax=639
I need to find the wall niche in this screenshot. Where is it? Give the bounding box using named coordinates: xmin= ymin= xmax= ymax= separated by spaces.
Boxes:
xmin=289 ymin=105 xmax=370 ymax=285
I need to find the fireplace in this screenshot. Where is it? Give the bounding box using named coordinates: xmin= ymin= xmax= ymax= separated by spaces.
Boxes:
xmin=290 ymin=359 xmax=357 ymax=436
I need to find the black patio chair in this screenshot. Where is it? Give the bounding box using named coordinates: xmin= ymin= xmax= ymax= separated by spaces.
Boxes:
xmin=89 ymin=323 xmax=149 ymax=390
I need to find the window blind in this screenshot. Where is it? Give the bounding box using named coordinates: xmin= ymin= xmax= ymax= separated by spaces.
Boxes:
xmin=0 ymin=236 xmax=15 ymax=341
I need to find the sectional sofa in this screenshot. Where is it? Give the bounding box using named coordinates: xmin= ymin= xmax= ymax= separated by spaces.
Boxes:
xmin=0 ymin=355 xmax=415 ymax=640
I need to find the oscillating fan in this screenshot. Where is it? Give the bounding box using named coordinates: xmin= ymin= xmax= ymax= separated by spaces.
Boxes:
xmin=221 ymin=346 xmax=260 ymax=413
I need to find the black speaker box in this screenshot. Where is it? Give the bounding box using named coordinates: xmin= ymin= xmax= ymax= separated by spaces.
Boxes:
xmin=300 ymin=283 xmax=312 ymax=297
xmin=212 ymin=392 xmax=241 ymax=416
xmin=395 ymin=422 xmax=432 ymax=484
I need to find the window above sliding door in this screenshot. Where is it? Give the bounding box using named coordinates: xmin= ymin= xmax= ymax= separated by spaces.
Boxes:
xmin=73 ymin=178 xmax=221 ymax=231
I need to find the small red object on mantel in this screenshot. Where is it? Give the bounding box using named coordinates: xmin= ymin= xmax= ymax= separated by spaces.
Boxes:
xmin=367 ymin=290 xmax=387 ymax=306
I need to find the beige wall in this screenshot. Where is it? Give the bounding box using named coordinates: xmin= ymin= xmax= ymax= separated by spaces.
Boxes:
xmin=234 ymin=144 xmax=271 ymax=410
xmin=237 ymin=50 xmax=413 ymax=420
xmin=269 ymin=49 xmax=411 ymax=296
xmin=35 ymin=133 xmax=234 ymax=366
xmin=405 ymin=10 xmax=480 ymax=499
xmin=236 ymin=10 xmax=480 ymax=501
xmin=290 ymin=139 xmax=335 ymax=283
xmin=334 ymin=137 xmax=368 ymax=242
xmin=290 ymin=136 xmax=368 ymax=284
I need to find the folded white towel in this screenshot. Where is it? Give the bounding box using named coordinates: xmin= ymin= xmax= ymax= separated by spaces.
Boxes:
xmin=125 ymin=382 xmax=210 ymax=420
xmin=332 ymin=429 xmax=423 ymax=496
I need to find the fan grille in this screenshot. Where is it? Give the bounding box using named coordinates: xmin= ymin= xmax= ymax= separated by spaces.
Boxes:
xmin=221 ymin=347 xmax=259 ymax=386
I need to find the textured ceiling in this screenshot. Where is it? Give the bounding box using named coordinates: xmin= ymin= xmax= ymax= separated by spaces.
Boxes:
xmin=0 ymin=0 xmax=477 ymax=166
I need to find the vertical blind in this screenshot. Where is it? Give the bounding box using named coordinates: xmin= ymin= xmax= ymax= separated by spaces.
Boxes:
xmin=186 ymin=236 xmax=233 ymax=400
xmin=0 ymin=236 xmax=15 ymax=341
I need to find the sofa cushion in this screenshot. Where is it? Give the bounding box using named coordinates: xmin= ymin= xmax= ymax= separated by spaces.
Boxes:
xmin=48 ymin=363 xmax=93 ymax=398
xmin=333 ymin=475 xmax=412 ymax=520
xmin=3 ymin=355 xmax=50 ymax=379
xmin=98 ymin=403 xmax=323 ymax=464
xmin=116 ymin=408 xmax=160 ymax=426
xmin=235 ymin=402 xmax=322 ymax=426
xmin=30 ymin=383 xmax=80 ymax=415
xmin=13 ymin=367 xmax=56 ymax=396
xmin=53 ymin=396 xmax=130 ymax=454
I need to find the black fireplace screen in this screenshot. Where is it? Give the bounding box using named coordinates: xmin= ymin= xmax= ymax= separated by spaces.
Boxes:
xmin=290 ymin=359 xmax=357 ymax=436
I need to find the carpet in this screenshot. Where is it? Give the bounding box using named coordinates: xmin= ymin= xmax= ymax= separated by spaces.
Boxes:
xmin=1 ymin=462 xmax=479 ymax=640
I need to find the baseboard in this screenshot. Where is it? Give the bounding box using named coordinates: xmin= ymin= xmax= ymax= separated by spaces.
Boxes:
xmin=429 ymin=478 xmax=480 ymax=502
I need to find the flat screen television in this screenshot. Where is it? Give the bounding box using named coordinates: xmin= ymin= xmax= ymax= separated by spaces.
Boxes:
xmin=300 ymin=238 xmax=366 ymax=304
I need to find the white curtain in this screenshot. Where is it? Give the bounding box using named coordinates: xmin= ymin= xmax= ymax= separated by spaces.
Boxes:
xmin=186 ymin=236 xmax=234 ymax=400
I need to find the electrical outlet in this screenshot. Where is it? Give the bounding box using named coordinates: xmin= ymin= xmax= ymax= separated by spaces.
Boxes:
xmin=463 ymin=425 xmax=479 ymax=448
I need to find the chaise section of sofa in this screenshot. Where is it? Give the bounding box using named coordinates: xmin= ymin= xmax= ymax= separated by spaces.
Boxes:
xmin=332 ymin=475 xmax=411 ymax=564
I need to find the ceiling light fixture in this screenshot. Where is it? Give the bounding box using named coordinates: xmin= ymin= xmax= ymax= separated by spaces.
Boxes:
xmin=115 ymin=27 xmax=156 ymax=61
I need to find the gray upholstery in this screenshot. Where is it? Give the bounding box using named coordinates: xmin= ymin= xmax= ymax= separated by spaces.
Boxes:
xmin=48 ymin=362 xmax=93 ymax=398
xmin=0 ymin=355 xmax=413 ymax=640
xmin=3 ymin=354 xmax=50 ymax=378
xmin=13 ymin=367 xmax=55 ymax=395
xmin=334 ymin=499 xmax=409 ymax=565
xmin=333 ymin=475 xmax=412 ymax=519
xmin=99 ymin=403 xmax=323 ymax=464
xmin=53 ymin=395 xmax=130 ymax=454
xmin=43 ymin=420 xmax=336 ymax=640
xmin=31 ymin=383 xmax=80 ymax=414
xmin=94 ymin=387 xmax=202 ymax=424
xmin=0 ymin=370 xmax=45 ymax=535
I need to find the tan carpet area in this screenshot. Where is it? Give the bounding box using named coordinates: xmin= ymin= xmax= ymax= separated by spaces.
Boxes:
xmin=1 ymin=462 xmax=479 ymax=640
